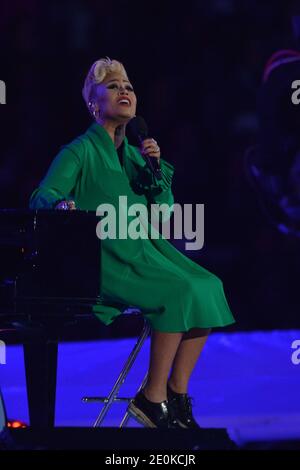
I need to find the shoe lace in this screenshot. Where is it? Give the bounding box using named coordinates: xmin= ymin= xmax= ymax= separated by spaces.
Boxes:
xmin=184 ymin=395 xmax=194 ymax=416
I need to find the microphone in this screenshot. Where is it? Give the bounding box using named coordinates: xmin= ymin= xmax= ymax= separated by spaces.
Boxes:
xmin=128 ymin=116 xmax=162 ymax=180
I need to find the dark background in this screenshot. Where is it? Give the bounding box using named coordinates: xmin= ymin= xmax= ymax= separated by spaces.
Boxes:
xmin=1 ymin=0 xmax=300 ymax=330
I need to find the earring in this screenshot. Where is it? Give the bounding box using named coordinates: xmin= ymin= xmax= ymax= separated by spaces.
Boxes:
xmin=88 ymin=101 xmax=96 ymax=116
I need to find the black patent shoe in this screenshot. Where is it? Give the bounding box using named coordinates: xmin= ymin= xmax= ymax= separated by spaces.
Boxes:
xmin=167 ymin=383 xmax=200 ymax=429
xmin=128 ymin=390 xmax=179 ymax=428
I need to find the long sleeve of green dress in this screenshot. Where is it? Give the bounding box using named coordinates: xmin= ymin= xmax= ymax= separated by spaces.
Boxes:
xmin=29 ymin=122 xmax=236 ymax=332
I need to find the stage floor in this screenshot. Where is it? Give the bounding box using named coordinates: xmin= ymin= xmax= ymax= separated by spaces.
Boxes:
xmin=1 ymin=329 xmax=300 ymax=447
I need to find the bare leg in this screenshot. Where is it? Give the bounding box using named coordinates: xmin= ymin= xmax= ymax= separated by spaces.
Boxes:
xmin=168 ymin=328 xmax=211 ymax=394
xmin=143 ymin=329 xmax=183 ymax=403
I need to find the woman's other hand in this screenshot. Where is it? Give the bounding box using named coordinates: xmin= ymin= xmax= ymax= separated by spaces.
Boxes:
xmin=55 ymin=200 xmax=77 ymax=210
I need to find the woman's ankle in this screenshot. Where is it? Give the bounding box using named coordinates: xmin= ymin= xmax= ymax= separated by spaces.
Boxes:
xmin=167 ymin=378 xmax=188 ymax=394
xmin=143 ymin=385 xmax=167 ymax=403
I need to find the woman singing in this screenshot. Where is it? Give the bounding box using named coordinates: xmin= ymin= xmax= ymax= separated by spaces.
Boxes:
xmin=29 ymin=57 xmax=236 ymax=428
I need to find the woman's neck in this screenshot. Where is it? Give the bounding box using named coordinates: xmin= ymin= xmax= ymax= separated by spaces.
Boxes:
xmin=97 ymin=119 xmax=126 ymax=149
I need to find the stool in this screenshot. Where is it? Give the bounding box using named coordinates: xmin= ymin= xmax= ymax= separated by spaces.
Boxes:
xmin=82 ymin=309 xmax=151 ymax=427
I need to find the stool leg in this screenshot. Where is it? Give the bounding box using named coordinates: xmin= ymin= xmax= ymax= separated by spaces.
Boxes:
xmin=119 ymin=371 xmax=148 ymax=428
xmin=93 ymin=320 xmax=150 ymax=427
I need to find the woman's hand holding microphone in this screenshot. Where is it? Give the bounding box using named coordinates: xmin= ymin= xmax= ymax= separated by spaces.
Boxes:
xmin=140 ymin=138 xmax=161 ymax=161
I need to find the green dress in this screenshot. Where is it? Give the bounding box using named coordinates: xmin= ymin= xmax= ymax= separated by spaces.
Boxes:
xmin=29 ymin=122 xmax=236 ymax=332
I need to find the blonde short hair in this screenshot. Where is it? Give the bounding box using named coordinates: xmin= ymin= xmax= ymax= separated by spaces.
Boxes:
xmin=82 ymin=56 xmax=128 ymax=113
